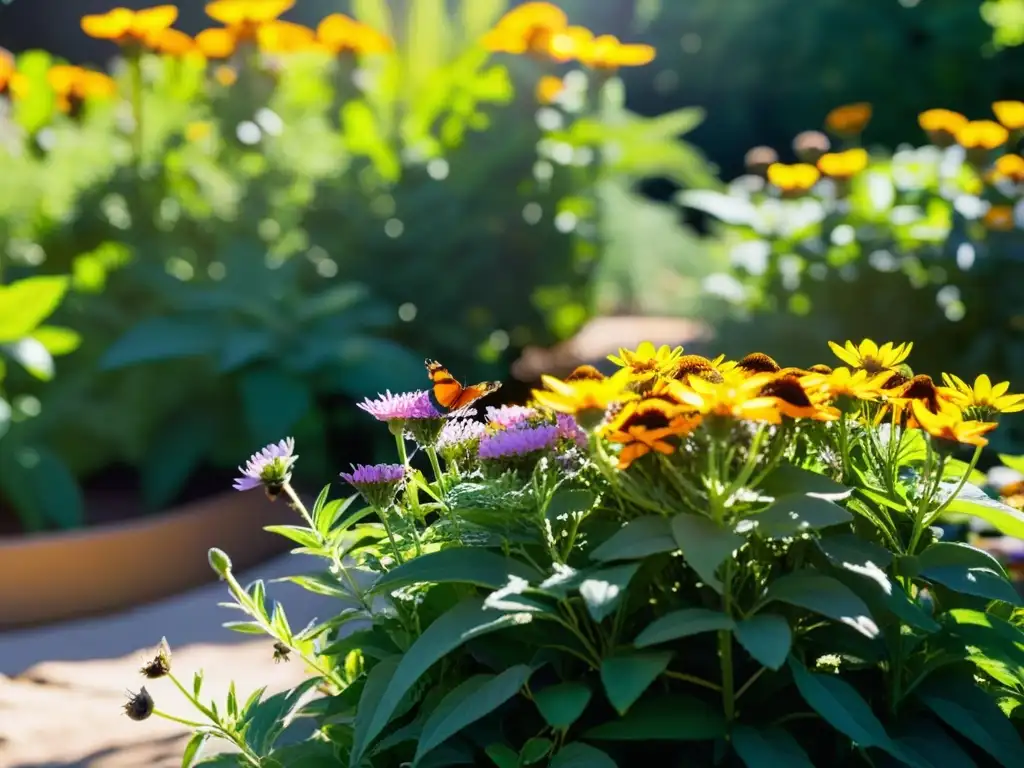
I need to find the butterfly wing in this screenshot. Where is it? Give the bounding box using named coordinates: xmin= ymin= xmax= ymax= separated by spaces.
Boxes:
xmin=450 ymin=381 xmax=502 ymax=411
xmin=425 ymin=359 xmax=465 ymax=411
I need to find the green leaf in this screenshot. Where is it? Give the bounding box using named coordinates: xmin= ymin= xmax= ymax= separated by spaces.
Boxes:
xmin=917 ymin=542 xmax=1022 ymax=605
xmin=3 ymin=336 xmax=54 ymax=380
xmin=100 ymin=317 xmax=215 ymax=370
xmin=219 ymin=328 xmax=273 ymax=373
xmin=732 ymin=724 xmax=814 ymax=768
xmin=263 ymin=525 xmax=322 ymax=551
xmin=549 ymin=743 xmax=618 ymax=768
xmin=519 ymin=737 xmax=553 ymax=765
xmin=182 ymin=732 xmax=209 ymax=768
xmin=533 ymin=682 xmax=592 ymax=730
xmin=997 ymin=454 xmax=1024 ymax=475
xmin=918 ymin=675 xmax=1024 ymax=768
xmin=600 ymin=651 xmax=673 ymax=715
xmin=370 ymin=549 xmax=542 ymax=594
xmin=273 ymin=571 xmax=350 ymax=599
xmin=941 ymin=482 xmax=1024 ymax=539
xmin=459 ymin=0 xmax=506 ymax=38
xmin=942 ymin=609 xmax=1024 ymax=670
xmin=590 ymin=515 xmax=676 ymax=562
xmin=634 ymin=608 xmax=735 ymax=648
xmin=31 ymin=325 xmax=81 ymax=356
xmin=789 ymin=658 xmax=895 ymax=752
xmin=240 ymin=368 xmax=312 ymax=448
xmin=14 ymin=446 xmax=85 ymax=530
xmin=546 ymin=489 xmax=596 ymax=522
xmin=316 ymin=495 xmax=355 ymax=538
xmin=352 ymin=656 xmax=401 ymax=767
xmin=584 ymin=694 xmax=726 ymax=741
xmin=350 ymin=599 xmax=528 ymax=765
xmin=0 ymin=275 xmax=68 ymax=343
xmin=817 ymin=534 xmax=894 ymax=569
xmin=244 ymin=678 xmax=321 ymax=755
xmin=670 ymin=514 xmax=743 ymax=592
xmin=766 ymin=571 xmax=879 ymax=637
xmin=142 ymin=414 xmax=215 ymax=510
xmin=733 ymin=614 xmax=792 ymax=670
xmin=744 ymin=494 xmax=853 ymax=539
xmin=579 ymin=563 xmax=640 ymax=622
xmin=893 ymin=717 xmax=979 ymax=768
xmin=759 ymin=463 xmax=852 ymax=501
xmin=414 ymin=665 xmax=533 ymax=766
xmin=485 ymin=744 xmax=518 ymax=768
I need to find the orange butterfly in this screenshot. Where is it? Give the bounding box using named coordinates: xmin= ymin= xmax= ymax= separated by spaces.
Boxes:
xmin=425 ymin=359 xmax=502 ymax=413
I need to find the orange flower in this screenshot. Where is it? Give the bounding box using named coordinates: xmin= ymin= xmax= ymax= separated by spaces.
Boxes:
xmin=48 ymin=65 xmax=117 ymax=115
xmin=0 ymin=48 xmax=29 ymax=100
xmin=578 ymin=34 xmax=656 ymax=70
xmin=956 ymin=120 xmax=1009 ymax=151
xmin=817 ymin=148 xmax=869 ymax=180
xmin=825 ymin=103 xmax=872 ymax=136
xmin=547 ymin=26 xmax=595 ymax=63
xmin=993 ymin=100 xmax=1024 ymax=131
xmin=145 ymin=28 xmax=199 ymax=58
xmin=767 ymin=163 xmax=820 ymax=197
xmin=316 ymin=14 xmax=392 ymax=55
xmin=918 ymin=108 xmax=968 ymax=147
xmin=536 ymin=75 xmax=564 ymax=105
xmin=196 ymin=28 xmax=238 ymax=60
xmin=605 ymin=398 xmax=700 ymax=469
xmin=81 ymin=5 xmax=178 ymax=45
xmin=483 ymin=2 xmax=568 ymax=58
xmin=257 ymin=20 xmax=320 ymax=54
xmin=983 ymin=205 xmax=1015 ymax=232
xmin=206 ymin=0 xmax=294 ymax=38
xmin=910 ymin=400 xmax=997 ymax=448
xmin=991 ymin=154 xmax=1024 ymax=184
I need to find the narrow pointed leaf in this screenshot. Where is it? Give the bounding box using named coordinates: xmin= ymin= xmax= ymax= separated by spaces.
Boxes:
xmin=634 ymin=608 xmax=734 ymax=648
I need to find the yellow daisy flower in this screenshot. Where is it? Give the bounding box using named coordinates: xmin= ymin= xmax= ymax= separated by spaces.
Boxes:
xmin=939 ymin=373 xmax=1024 ymax=419
xmin=604 ymin=398 xmax=700 ymax=469
xmin=667 ymin=373 xmax=782 ymax=424
xmin=531 ymin=371 xmax=636 ymax=420
xmin=759 ymin=374 xmax=840 ymax=421
xmin=607 ymin=341 xmax=684 ymax=378
xmin=910 ymin=400 xmax=998 ymax=448
xmin=827 ymin=339 xmax=912 ymax=374
xmin=799 ymin=366 xmax=890 ymax=403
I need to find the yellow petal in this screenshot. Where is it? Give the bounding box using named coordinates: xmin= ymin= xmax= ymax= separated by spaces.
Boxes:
xmin=196 ymin=28 xmax=237 ymax=59
xmin=132 ymin=5 xmax=179 ymax=34
xmin=81 ymin=9 xmax=134 ymax=40
xmin=975 ymin=374 xmax=992 ymax=400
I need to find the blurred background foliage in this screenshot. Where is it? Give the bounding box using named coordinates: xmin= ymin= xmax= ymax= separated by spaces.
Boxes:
xmin=0 ymin=0 xmax=1022 ymax=531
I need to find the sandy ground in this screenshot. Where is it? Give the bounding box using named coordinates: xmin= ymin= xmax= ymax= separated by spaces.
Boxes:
xmin=0 ymin=553 xmax=341 ymax=768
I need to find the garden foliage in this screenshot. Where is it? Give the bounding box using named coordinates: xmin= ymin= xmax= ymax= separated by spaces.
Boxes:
xmin=142 ymin=338 xmax=1024 ymax=767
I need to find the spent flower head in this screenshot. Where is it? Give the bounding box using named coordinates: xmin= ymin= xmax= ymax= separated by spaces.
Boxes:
xmin=140 ymin=637 xmax=172 ymax=679
xmin=233 ymin=437 xmax=297 ymax=499
xmin=340 ymin=463 xmax=406 ymax=509
xmin=123 ymin=687 xmax=155 ymax=721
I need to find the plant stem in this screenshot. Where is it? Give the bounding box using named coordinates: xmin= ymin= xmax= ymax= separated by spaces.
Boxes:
xmin=926 ymin=445 xmax=982 ymax=523
xmin=282 ymin=483 xmax=316 ymax=530
xmin=719 ymin=560 xmax=736 ymax=723
xmin=152 ymin=709 xmax=206 ymax=729
xmin=663 ymin=669 xmax=722 ymax=692
xmin=426 ymin=445 xmax=446 ymax=495
xmin=377 ymin=504 xmax=405 ymax=565
xmin=129 ymin=51 xmax=144 ymax=171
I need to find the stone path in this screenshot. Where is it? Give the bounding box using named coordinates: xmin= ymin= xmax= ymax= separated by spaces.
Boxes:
xmin=0 ymin=553 xmax=338 ymax=767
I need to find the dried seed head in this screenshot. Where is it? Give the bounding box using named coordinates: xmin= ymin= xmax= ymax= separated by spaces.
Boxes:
xmin=123 ymin=686 xmax=155 ymax=721
xmin=272 ymin=641 xmax=292 ymax=664
xmin=140 ymin=637 xmax=172 ymax=679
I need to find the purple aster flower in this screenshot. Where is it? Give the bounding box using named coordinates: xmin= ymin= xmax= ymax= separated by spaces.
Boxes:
xmin=556 ymin=414 xmax=588 ymax=448
xmin=479 ymin=424 xmax=559 ymax=460
xmin=358 ymin=390 xmax=441 ymax=422
xmin=485 ymin=405 xmax=537 ymax=428
xmin=340 ymin=463 xmax=406 ymax=508
xmin=233 ymin=437 xmax=298 ymax=499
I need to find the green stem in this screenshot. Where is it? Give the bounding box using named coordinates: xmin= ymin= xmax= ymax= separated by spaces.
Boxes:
xmin=152 ymin=709 xmax=207 ymax=729
xmin=129 ymin=51 xmax=144 ymax=170
xmin=377 ymin=504 xmax=405 ymax=565
xmin=663 ymin=669 xmax=722 ymax=693
xmin=719 ymin=560 xmax=736 ymax=723
xmin=926 ymin=445 xmax=982 ymax=523
xmin=426 ymin=445 xmax=446 ymax=495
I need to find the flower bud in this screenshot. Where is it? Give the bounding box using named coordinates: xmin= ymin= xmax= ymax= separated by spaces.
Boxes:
xmin=208 ymin=547 xmax=232 ymax=579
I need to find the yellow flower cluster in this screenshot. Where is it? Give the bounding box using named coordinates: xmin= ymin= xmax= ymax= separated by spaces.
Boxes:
xmin=530 ymin=340 xmax=1021 ymax=470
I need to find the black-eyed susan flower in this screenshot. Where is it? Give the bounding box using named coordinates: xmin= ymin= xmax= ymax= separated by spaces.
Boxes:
xmin=827 ymin=339 xmax=912 ymax=374
xmin=483 ymin=2 xmax=568 ymax=58
xmin=145 ymin=28 xmax=199 ymax=58
xmin=81 ymin=5 xmax=178 ymax=47
xmin=123 ymin=687 xmax=155 ymax=721
xmin=196 ymin=28 xmax=238 ymax=60
xmin=939 ymin=373 xmax=1024 ymax=419
xmin=608 ymin=341 xmax=684 ymax=378
xmin=734 ymin=352 xmax=782 ymax=376
xmin=800 ymin=366 xmax=889 ymax=404
xmin=825 ymin=103 xmax=872 ymax=137
xmin=983 ymin=205 xmax=1016 ymax=232
xmin=577 ymin=34 xmax=656 ymax=71
xmin=546 ymin=26 xmax=595 ymax=63
xmin=47 ymin=65 xmax=117 ymax=116
xmin=667 ymin=374 xmax=783 ymax=424
xmin=767 ymin=163 xmax=820 ymax=197
xmin=257 ymin=20 xmax=320 ymax=54
xmin=0 ymin=48 xmax=28 ymax=100
xmin=993 ymin=100 xmax=1024 ymax=131
xmin=316 ymin=13 xmax=392 ymax=56
xmin=956 ymin=120 xmax=1009 ymax=165
xmin=536 ymin=75 xmax=564 ymax=105
xmin=909 ymin=400 xmax=997 ymax=448
xmin=565 ymin=364 xmax=606 ymax=382
xmin=991 ymin=154 xmax=1024 ymax=184
xmin=605 ymin=398 xmax=699 ymax=469
xmin=817 ymin=148 xmax=869 ymax=181
xmin=744 ymin=146 xmax=779 ymax=178
xmin=532 ymin=371 xmax=636 ymax=425
xmin=669 ymin=354 xmax=726 ymax=384
xmin=1000 ymin=480 xmax=1024 ymax=510
xmin=793 ymin=130 xmax=831 ymax=164
xmin=206 ymin=0 xmax=294 ymax=40
xmin=759 ymin=374 xmax=840 ymax=421
xmin=890 ymin=374 xmax=947 ymax=418
xmin=918 ymin=108 xmax=968 ymax=147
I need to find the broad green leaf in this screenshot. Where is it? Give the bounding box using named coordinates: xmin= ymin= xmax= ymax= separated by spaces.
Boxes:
xmin=350 ymin=599 xmax=528 ymax=765
xmin=670 ymin=514 xmax=743 ymax=592
xmin=546 ymin=489 xmax=596 ymax=522
xmin=273 ymin=572 xmax=350 ymax=599
xmin=942 ymin=458 xmax=988 ymax=487
xmin=263 ymin=525 xmax=322 ymax=550
xmin=744 ymin=494 xmax=853 ymax=539
xmin=734 ymin=614 xmax=792 ymax=670
xmin=918 ymin=675 xmax=1024 ymax=767
xmin=579 ymin=563 xmax=640 ymax=622
xmin=533 ymin=682 xmax=592 ymax=730
xmin=893 ymin=717 xmax=978 ymax=768
xmin=519 ymin=737 xmax=553 ymax=765
xmin=584 ymin=695 xmax=726 ymax=741
xmin=0 ymin=275 xmax=68 ymax=343
xmin=142 ymin=414 xmax=215 ymax=510
xmin=549 ymin=742 xmax=618 ymax=768
xmin=732 ymin=724 xmax=813 ymax=768
xmin=406 ymin=0 xmax=447 ymax=98
xmin=244 ymin=678 xmax=321 ymax=755
xmin=942 ymin=610 xmax=1024 ymax=669
xmin=590 ymin=515 xmax=676 ymax=562
xmin=370 ymin=548 xmax=542 ymax=594
xmin=485 ymin=744 xmax=518 ymax=768
xmin=766 ymin=571 xmax=879 ymax=637
xmin=414 ymin=666 xmax=533 ymax=765
xmin=789 ymin=658 xmax=896 ymax=753
xmin=13 ymin=446 xmax=85 ymax=530
xmin=941 ymin=482 xmax=1024 ymax=538
xmin=917 ymin=542 xmax=1021 ymax=605
xmin=352 ymin=657 xmax=401 ymax=767
xmin=240 ymin=367 xmax=312 ymax=448
xmin=997 ymin=455 xmax=1024 ymax=475
xmin=641 ymin=107 xmax=706 ymax=140
xmin=31 ymin=325 xmax=81 ymax=356
xmin=600 ymin=651 xmax=673 ymax=715
xmin=759 ymin=463 xmax=852 ymax=501
xmin=100 ymin=317 xmax=215 ymax=370
xmin=181 ymin=732 xmax=209 ymax=768
xmin=817 ymin=534 xmax=894 ymax=569
xmin=634 ymin=608 xmax=735 ymax=648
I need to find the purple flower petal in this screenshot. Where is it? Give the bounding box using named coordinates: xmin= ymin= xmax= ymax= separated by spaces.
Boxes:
xmin=357 ymin=390 xmax=442 ymax=421
xmin=479 ymin=425 xmax=559 ymax=460
xmin=234 ymin=437 xmax=297 ymax=492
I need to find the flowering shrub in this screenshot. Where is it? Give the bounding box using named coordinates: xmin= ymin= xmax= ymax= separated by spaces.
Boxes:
xmin=0 ymin=1 xmax=714 ymax=529
xmin=685 ymin=102 xmax=1024 ymax=453
xmin=125 ymin=339 xmax=1024 ymax=766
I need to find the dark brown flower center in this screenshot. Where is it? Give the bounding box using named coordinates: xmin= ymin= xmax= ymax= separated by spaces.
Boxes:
xmin=737 ymin=352 xmax=781 ymax=374
xmin=566 ymin=364 xmax=605 ymax=382
xmin=672 ymin=355 xmax=724 ymax=383
xmin=899 ymin=375 xmax=940 ymax=412
xmin=808 ymin=364 xmax=833 ymax=374
xmin=881 ymin=371 xmax=909 ymax=390
xmin=761 ymin=375 xmax=813 ymax=407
